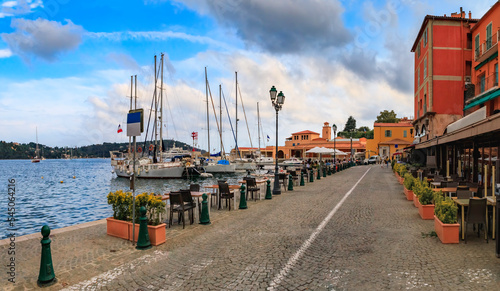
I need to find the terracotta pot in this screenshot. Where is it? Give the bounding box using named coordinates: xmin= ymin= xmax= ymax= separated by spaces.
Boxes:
xmin=106 ymin=217 xmax=130 ymax=240
xmin=129 ymin=223 xmax=167 ymax=246
xmin=413 ymin=193 xmax=420 ymax=208
xmin=434 ymin=215 xmax=459 ymax=244
xmin=404 ymin=187 xmax=413 ymax=201
xmin=418 ymin=204 xmax=435 ymax=220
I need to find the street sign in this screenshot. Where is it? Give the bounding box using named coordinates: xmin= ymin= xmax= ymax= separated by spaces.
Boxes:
xmin=127 ymin=109 xmax=143 ymax=137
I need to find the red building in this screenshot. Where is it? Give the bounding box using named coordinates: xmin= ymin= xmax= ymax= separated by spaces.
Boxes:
xmin=411 ymin=9 xmax=478 ymax=143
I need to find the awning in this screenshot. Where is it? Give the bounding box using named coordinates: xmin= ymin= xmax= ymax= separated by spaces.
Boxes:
xmin=464 ymin=88 xmax=500 ymax=110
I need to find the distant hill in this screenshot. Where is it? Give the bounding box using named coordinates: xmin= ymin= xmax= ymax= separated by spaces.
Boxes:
xmin=0 ymin=140 xmax=203 ymax=159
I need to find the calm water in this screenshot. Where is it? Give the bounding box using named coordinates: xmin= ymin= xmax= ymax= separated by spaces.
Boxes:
xmin=0 ymin=159 xmax=246 ymax=240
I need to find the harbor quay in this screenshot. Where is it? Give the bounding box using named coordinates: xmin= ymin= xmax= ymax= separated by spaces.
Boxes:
xmin=1 ymin=165 xmax=499 ymax=290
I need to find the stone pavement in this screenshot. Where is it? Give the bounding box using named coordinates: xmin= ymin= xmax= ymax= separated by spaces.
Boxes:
xmin=2 ymin=165 xmax=500 ymax=290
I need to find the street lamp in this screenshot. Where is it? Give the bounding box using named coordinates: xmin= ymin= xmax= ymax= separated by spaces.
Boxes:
xmin=270 ymin=86 xmax=285 ymax=195
xmin=350 ymin=130 xmax=353 ymax=165
xmin=332 ymin=124 xmax=337 ymax=166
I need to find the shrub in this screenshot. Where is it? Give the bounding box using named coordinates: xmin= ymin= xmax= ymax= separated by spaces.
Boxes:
xmin=434 ymin=193 xmax=458 ymax=224
xmin=107 ymin=190 xmax=166 ymax=225
xmin=418 ymin=185 xmax=434 ymax=205
xmin=107 ymin=190 xmax=133 ymax=221
xmin=403 ymin=173 xmax=415 ymax=190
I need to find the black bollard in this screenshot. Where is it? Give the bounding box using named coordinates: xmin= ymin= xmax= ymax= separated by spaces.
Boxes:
xmin=136 ymin=206 xmax=152 ymax=250
xmin=38 ymin=225 xmax=56 ymax=287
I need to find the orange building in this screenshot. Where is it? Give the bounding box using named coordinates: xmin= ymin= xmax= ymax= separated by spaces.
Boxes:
xmin=411 ymin=9 xmax=478 ymax=143
xmin=365 ymin=119 xmax=414 ymax=161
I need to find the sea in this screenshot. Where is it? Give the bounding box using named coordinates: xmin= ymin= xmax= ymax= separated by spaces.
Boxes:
xmin=0 ymin=159 xmax=247 ymax=240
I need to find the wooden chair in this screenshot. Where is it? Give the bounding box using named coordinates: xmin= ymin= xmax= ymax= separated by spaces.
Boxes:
xmin=218 ymin=181 xmax=234 ymax=210
xmin=244 ymin=177 xmax=260 ymax=201
xmin=465 ymin=198 xmax=488 ymax=243
xmin=289 ymin=170 xmax=299 ymax=185
xmin=169 ymin=192 xmax=192 ymax=229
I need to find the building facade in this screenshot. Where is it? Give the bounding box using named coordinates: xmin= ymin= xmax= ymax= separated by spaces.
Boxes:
xmin=365 ymin=119 xmax=414 ymax=160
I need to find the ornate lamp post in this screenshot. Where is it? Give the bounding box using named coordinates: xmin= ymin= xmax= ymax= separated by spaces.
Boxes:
xmin=332 ymin=124 xmax=337 ymax=165
xmin=270 ymin=86 xmax=285 ymax=194
xmin=350 ymin=130 xmax=353 ymax=165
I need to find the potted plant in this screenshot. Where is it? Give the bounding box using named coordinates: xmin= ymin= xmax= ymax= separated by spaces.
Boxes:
xmin=417 ymin=185 xmax=435 ymax=220
xmin=434 ymin=193 xmax=459 ymax=244
xmin=411 ymin=179 xmax=424 ymax=207
xmin=106 ymin=190 xmax=167 ymax=246
xmin=403 ymin=173 xmax=415 ymax=201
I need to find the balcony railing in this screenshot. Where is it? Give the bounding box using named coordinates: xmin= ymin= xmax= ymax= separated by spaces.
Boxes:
xmin=474 ymin=30 xmax=499 ymax=62
xmin=475 ymin=73 xmax=498 ymax=96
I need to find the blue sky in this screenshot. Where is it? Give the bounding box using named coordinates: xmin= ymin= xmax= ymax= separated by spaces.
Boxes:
xmin=0 ymin=0 xmax=494 ymax=152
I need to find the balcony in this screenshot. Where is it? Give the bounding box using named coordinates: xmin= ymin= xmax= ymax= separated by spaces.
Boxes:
xmin=474 ymin=30 xmax=499 ymax=63
xmin=474 ymin=73 xmax=498 ymax=97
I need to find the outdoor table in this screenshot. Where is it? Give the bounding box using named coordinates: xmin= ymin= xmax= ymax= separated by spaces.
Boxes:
xmin=432 ymin=187 xmax=478 ymax=198
xmin=204 ymin=184 xmax=240 ymax=210
xmin=430 ymin=182 xmax=441 ymax=188
xmin=453 ymin=197 xmax=496 ymax=240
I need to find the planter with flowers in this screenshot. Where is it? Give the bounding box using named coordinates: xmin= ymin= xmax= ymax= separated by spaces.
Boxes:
xmin=403 ymin=174 xmax=415 ymax=201
xmin=417 ymin=185 xmax=435 ymax=220
xmin=107 ymin=190 xmax=167 ymax=246
xmin=434 ymin=194 xmax=459 ymax=244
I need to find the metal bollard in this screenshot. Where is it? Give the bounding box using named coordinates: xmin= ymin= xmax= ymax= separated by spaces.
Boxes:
xmin=239 ymin=184 xmax=248 ymax=209
xmin=323 ymin=167 xmax=326 ymax=177
xmin=288 ymin=174 xmax=294 ymax=191
xmin=265 ymin=180 xmax=272 ymax=199
xmin=200 ymin=193 xmax=211 ymax=224
xmin=38 ymin=225 xmax=56 ymax=287
xmin=310 ymin=169 xmax=314 ymax=182
xmin=300 ymin=171 xmax=305 ymax=186
xmin=136 ymin=206 xmax=152 ymax=250
xmin=317 ymin=168 xmax=321 ymax=180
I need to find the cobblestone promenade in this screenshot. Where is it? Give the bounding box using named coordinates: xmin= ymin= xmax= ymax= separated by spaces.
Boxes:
xmin=2 ymin=165 xmax=500 ymax=290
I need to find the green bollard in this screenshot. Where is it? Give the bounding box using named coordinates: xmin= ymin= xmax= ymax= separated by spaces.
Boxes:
xmin=265 ymin=180 xmax=272 ymax=199
xmin=300 ymin=171 xmax=305 ymax=186
xmin=136 ymin=206 xmax=152 ymax=250
xmin=323 ymin=167 xmax=326 ymax=177
xmin=38 ymin=225 xmax=56 ymax=287
xmin=327 ymin=167 xmax=331 ymax=175
xmin=317 ymin=167 xmax=321 ymax=180
xmin=288 ymin=174 xmax=294 ymax=191
xmin=199 ymin=193 xmax=211 ymax=225
xmin=239 ymin=184 xmax=248 ymax=209
xmin=309 ymin=169 xmax=314 ymax=182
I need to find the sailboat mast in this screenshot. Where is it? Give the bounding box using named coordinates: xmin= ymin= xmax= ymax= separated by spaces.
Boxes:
xmin=219 ymin=84 xmax=222 ymax=157
xmin=134 ymin=75 xmax=137 ymax=109
xmin=205 ymin=67 xmax=210 ymax=156
xmin=257 ymin=102 xmax=260 ymax=155
xmin=235 ymin=71 xmax=238 ymax=159
xmin=154 ymin=55 xmax=158 ymax=162
xmin=129 ymin=76 xmax=133 ymax=157
xmin=159 ymin=53 xmax=164 ymax=162
xmin=35 ymin=127 xmax=39 ymax=158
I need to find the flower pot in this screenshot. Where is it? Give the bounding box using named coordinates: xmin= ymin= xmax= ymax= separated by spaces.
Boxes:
xmin=106 ymin=217 xmax=130 ymax=240
xmin=418 ymin=204 xmax=435 ymax=220
xmin=434 ymin=215 xmax=459 ymax=244
xmin=404 ymin=187 xmax=413 ymax=201
xmin=129 ymin=223 xmax=167 ymax=246
xmin=413 ymin=193 xmax=420 ymax=208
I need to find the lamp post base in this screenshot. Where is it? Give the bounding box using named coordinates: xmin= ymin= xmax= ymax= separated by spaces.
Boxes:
xmin=272 ymin=188 xmax=281 ymax=195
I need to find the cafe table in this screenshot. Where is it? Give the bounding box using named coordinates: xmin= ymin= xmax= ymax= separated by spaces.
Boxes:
xmin=204 ymin=184 xmax=241 ymax=210
xmin=430 ymin=182 xmax=442 ymax=188
xmin=432 ymin=187 xmax=478 ymax=198
xmin=453 ymin=197 xmax=496 ymax=240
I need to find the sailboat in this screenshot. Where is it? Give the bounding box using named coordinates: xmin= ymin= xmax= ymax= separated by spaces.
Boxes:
xmin=31 ymin=127 xmax=41 ymax=163
xmin=110 ymin=54 xmax=189 ymax=179
xmin=202 ymin=68 xmax=236 ymax=174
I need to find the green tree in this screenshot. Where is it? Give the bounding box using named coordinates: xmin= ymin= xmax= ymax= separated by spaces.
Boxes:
xmin=343 ymin=116 xmax=356 ymax=132
xmin=376 ymin=110 xmax=400 ymax=123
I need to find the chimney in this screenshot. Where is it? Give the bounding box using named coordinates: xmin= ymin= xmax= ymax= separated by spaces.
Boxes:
xmin=469 ymin=11 xmax=472 ymax=19
xmin=460 ymin=7 xmax=463 ymax=18
xmin=444 ymin=14 xmax=447 ymax=17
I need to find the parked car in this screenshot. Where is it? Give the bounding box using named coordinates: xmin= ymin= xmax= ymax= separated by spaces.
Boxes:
xmin=367 ymin=155 xmax=379 ymax=164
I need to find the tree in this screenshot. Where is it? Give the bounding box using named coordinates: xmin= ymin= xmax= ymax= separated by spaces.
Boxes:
xmin=376 ymin=110 xmax=400 ymax=123
xmin=343 ymin=116 xmax=356 ymax=132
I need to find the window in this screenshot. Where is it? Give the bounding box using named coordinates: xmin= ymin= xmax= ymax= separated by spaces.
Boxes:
xmin=423 ymin=57 xmax=427 ymax=78
xmin=385 ymin=130 xmax=392 ymax=137
xmin=403 ymin=130 xmax=407 ymax=138
xmin=417 ymin=41 xmax=421 ymax=57
xmin=481 ymin=75 xmax=485 ymax=93
xmin=486 ymin=23 xmax=492 ymax=50
xmin=410 ymin=128 xmax=413 ymax=135
xmin=417 ymin=67 xmax=420 ymax=86
xmin=424 ymin=94 xmax=427 ymax=114
xmin=424 ymin=28 xmax=428 ymax=47
xmin=495 ymin=63 xmax=498 ymax=86
xmin=475 ymin=34 xmax=480 ymax=57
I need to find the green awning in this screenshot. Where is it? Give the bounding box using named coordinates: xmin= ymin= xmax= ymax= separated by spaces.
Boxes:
xmin=475 ymin=52 xmax=498 ymax=71
xmin=464 ymin=88 xmax=500 ymax=110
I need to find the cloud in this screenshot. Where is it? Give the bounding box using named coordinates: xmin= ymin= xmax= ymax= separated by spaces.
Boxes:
xmin=0 ymin=48 xmax=12 ymax=58
xmin=0 ymin=0 xmax=43 ymax=18
xmin=174 ymin=0 xmax=352 ymax=54
xmin=1 ymin=18 xmax=84 ymax=62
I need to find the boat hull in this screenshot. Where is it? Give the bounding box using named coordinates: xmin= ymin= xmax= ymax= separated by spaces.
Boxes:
xmin=114 ymin=164 xmax=185 ymax=179
xmin=204 ymin=164 xmax=236 ymax=173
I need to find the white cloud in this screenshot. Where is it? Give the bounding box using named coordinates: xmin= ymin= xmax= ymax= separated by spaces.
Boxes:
xmin=0 ymin=48 xmax=12 ymax=58
xmin=1 ymin=18 xmax=84 ymax=62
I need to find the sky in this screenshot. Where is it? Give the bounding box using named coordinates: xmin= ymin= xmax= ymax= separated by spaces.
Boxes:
xmin=0 ymin=0 xmax=494 ymax=153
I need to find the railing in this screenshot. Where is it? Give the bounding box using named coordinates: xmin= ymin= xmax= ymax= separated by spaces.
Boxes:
xmin=475 ymin=73 xmax=498 ymax=96
xmin=475 ymin=30 xmax=500 ymax=61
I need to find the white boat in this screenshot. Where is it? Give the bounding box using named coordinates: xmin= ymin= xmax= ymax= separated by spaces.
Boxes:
xmin=204 ymin=159 xmax=236 ymax=173
xmin=283 ymin=158 xmax=303 ymax=165
xmin=31 ymin=127 xmax=41 ymax=163
xmin=110 ymin=54 xmax=187 ymax=179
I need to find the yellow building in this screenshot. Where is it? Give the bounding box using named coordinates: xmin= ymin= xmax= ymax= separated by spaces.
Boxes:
xmin=365 ymin=118 xmax=414 ymax=160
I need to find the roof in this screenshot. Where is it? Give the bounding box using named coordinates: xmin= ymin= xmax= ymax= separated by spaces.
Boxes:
xmin=292 ymin=130 xmax=320 ymax=135
xmin=379 ymin=138 xmax=413 ymax=145
xmin=374 ymin=123 xmax=413 ymax=127
xmin=411 ymin=15 xmax=479 ymax=52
